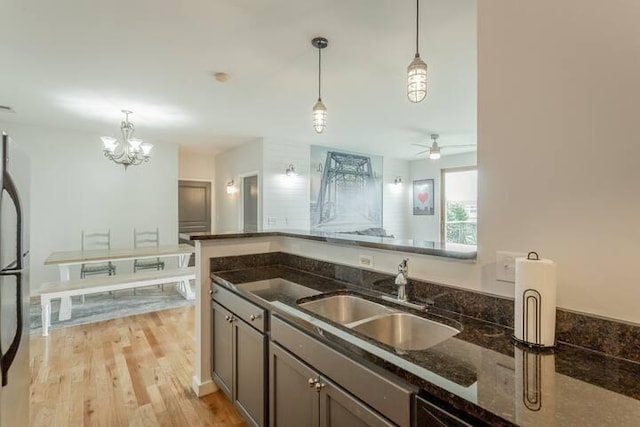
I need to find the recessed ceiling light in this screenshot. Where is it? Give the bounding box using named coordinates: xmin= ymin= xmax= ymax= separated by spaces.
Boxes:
xmin=213 ymin=72 xmax=230 ymax=83
xmin=0 ymin=105 xmax=16 ymax=113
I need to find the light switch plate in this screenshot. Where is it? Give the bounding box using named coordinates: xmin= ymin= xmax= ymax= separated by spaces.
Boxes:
xmin=496 ymin=251 xmax=526 ymax=283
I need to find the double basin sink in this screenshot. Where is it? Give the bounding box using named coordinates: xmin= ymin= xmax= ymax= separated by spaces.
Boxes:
xmin=236 ymin=279 xmax=460 ymax=352
xmin=299 ymin=295 xmax=459 ymax=351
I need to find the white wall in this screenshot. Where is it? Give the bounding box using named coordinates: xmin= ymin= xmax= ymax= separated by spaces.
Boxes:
xmin=178 ymin=146 xmax=216 ymax=233
xmin=262 ymin=138 xmax=310 ymax=230
xmin=409 ymin=152 xmax=476 ymax=242
xmin=214 ymin=139 xmax=263 ymax=232
xmin=1 ymin=122 xmax=178 ymax=294
xmin=477 ymin=0 xmax=640 ymax=323
xmin=233 ymin=138 xmax=413 ymax=236
xmin=383 ymin=157 xmax=411 ymax=239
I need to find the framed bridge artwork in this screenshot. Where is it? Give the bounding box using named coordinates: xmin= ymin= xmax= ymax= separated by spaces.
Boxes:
xmin=310 ymin=145 xmax=383 ymax=232
xmin=413 ymin=179 xmax=434 ymax=215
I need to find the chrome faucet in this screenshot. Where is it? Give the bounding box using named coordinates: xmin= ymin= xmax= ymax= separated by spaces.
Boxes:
xmin=395 ymin=258 xmax=409 ymax=301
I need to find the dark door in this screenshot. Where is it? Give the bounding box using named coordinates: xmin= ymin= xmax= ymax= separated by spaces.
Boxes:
xmin=242 ymin=175 xmax=258 ymax=232
xmin=178 ymin=180 xmax=211 ymax=234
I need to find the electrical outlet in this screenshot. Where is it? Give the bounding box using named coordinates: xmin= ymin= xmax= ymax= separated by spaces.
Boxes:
xmin=359 ymin=255 xmax=373 ymax=268
xmin=267 ymin=216 xmax=277 ymax=225
xmin=495 ymin=251 xmax=527 ymax=283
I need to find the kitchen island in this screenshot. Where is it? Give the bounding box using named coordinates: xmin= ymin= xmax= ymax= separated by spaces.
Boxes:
xmin=185 ymin=232 xmax=640 ymax=426
xmin=210 ymin=259 xmax=640 ymax=426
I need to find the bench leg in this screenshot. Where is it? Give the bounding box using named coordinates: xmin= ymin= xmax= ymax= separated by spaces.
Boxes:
xmin=59 ymin=296 xmax=73 ymax=321
xmin=41 ymin=298 xmax=51 ymax=337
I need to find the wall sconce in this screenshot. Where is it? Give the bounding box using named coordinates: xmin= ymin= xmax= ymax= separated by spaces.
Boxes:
xmin=285 ymin=164 xmax=296 ymax=176
xmin=226 ymin=180 xmax=235 ymax=194
xmin=394 ymin=176 xmax=403 ymax=185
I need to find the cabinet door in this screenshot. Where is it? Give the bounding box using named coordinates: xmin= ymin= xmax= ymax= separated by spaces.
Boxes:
xmin=269 ymin=343 xmax=319 ymax=427
xmin=233 ymin=317 xmax=267 ymax=427
xmin=319 ymin=378 xmax=394 ymax=427
xmin=211 ymin=302 xmax=233 ymax=398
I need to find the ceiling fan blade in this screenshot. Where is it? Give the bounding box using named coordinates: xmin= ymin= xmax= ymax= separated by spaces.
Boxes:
xmin=411 ymin=143 xmax=430 ymax=148
xmin=414 ymin=150 xmax=429 ymax=155
xmin=441 ymin=144 xmax=477 ymax=149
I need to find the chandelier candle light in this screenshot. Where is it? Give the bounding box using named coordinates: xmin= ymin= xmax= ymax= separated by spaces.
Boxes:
xmin=407 ymin=0 xmax=427 ymax=103
xmin=312 ymin=37 xmax=328 ymax=134
xmin=101 ymin=110 xmax=153 ymax=169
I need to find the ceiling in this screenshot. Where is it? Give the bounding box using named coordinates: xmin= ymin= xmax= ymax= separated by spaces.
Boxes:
xmin=0 ymin=0 xmax=477 ymax=159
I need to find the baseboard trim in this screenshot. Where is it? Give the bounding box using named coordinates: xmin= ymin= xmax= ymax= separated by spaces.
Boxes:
xmin=192 ymin=376 xmax=218 ymax=397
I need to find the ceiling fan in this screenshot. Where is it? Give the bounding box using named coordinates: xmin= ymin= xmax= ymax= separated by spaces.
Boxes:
xmin=412 ymin=134 xmax=476 ymax=160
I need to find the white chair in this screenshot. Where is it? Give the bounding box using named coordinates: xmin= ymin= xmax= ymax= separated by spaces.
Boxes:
xmin=133 ymin=228 xmax=165 ymax=293
xmin=80 ymin=229 xmax=116 ymax=278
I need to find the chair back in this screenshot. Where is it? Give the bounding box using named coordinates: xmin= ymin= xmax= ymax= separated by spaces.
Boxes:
xmin=134 ymin=228 xmax=160 ymax=248
xmin=81 ymin=229 xmax=111 ymax=252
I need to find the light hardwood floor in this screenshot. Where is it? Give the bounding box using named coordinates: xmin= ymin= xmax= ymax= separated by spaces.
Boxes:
xmin=30 ymin=306 xmax=248 ymax=427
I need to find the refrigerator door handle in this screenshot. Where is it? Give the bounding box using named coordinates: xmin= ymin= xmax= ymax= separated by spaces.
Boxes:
xmin=0 ymin=267 xmax=23 ymax=276
xmin=0 ymin=270 xmax=23 ymax=387
xmin=2 ymin=162 xmax=23 ymax=271
xmin=1 ymin=153 xmax=25 ymax=387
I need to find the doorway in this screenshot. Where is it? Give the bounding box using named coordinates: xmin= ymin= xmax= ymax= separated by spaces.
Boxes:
xmin=178 ymin=180 xmax=211 ymax=235
xmin=242 ymin=175 xmax=258 ymax=232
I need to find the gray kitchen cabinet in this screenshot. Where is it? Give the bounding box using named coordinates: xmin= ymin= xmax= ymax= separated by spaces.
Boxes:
xmin=212 ymin=301 xmax=233 ymax=397
xmin=211 ymin=289 xmax=267 ymax=427
xmin=270 ymin=342 xmax=319 ymax=427
xmin=270 ymin=315 xmax=416 ymax=427
xmin=270 ymin=343 xmax=394 ymax=427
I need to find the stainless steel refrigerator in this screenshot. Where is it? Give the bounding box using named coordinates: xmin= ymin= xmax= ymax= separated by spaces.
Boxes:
xmin=0 ymin=132 xmax=30 ymax=426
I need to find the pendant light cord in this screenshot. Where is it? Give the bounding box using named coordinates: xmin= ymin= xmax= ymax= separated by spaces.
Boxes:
xmin=318 ymin=47 xmax=322 ymax=101
xmin=415 ymin=0 xmax=420 ymax=56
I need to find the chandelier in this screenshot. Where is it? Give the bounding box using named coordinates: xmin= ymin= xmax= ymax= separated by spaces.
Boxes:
xmin=101 ymin=110 xmax=153 ymax=169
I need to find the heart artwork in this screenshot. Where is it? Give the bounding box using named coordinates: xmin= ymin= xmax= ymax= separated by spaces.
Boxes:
xmin=417 ymin=192 xmax=429 ymax=204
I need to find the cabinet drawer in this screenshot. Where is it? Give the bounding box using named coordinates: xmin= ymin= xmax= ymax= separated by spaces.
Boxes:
xmin=271 ymin=315 xmax=417 ymax=427
xmin=213 ymin=284 xmax=266 ymax=333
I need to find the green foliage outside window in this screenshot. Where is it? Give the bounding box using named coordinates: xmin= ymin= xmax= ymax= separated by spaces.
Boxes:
xmin=446 ymin=202 xmax=477 ymax=245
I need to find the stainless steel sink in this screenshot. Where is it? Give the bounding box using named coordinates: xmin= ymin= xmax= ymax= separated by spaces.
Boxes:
xmin=351 ymin=312 xmax=460 ymax=351
xmin=236 ymin=278 xmax=322 ymax=302
xmin=299 ymin=295 xmax=391 ymax=324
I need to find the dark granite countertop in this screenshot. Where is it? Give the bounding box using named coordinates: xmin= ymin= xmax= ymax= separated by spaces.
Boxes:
xmin=182 ymin=229 xmax=477 ymax=260
xmin=211 ymin=266 xmax=640 ymax=427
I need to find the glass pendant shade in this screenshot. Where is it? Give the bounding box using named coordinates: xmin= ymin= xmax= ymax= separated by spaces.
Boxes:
xmin=429 ymin=144 xmax=441 ymax=160
xmin=101 ymin=136 xmax=118 ymax=153
xmin=407 ymin=55 xmax=427 ymax=103
xmin=140 ymin=142 xmax=153 ymax=156
xmin=128 ymin=137 xmax=143 ymax=152
xmin=312 ymin=99 xmax=327 ymax=134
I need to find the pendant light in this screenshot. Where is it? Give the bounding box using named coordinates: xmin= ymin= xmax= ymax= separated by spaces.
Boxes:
xmin=407 ymin=0 xmax=427 ymax=103
xmin=312 ymin=37 xmax=328 ymax=133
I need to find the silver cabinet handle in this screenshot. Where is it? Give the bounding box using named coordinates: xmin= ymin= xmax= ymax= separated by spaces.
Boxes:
xmin=209 ymin=289 xmax=214 ymax=295
xmin=250 ymin=314 xmax=262 ymax=321
xmin=314 ymin=382 xmax=326 ymax=392
xmin=224 ymin=315 xmax=231 ymax=322
xmin=308 ymin=378 xmax=318 ymax=388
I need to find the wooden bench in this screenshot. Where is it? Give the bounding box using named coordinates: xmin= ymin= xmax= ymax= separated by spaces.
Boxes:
xmin=38 ymin=267 xmax=196 ymax=336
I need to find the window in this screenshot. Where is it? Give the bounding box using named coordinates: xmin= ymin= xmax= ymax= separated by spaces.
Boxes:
xmin=441 ymin=167 xmax=477 ymax=246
